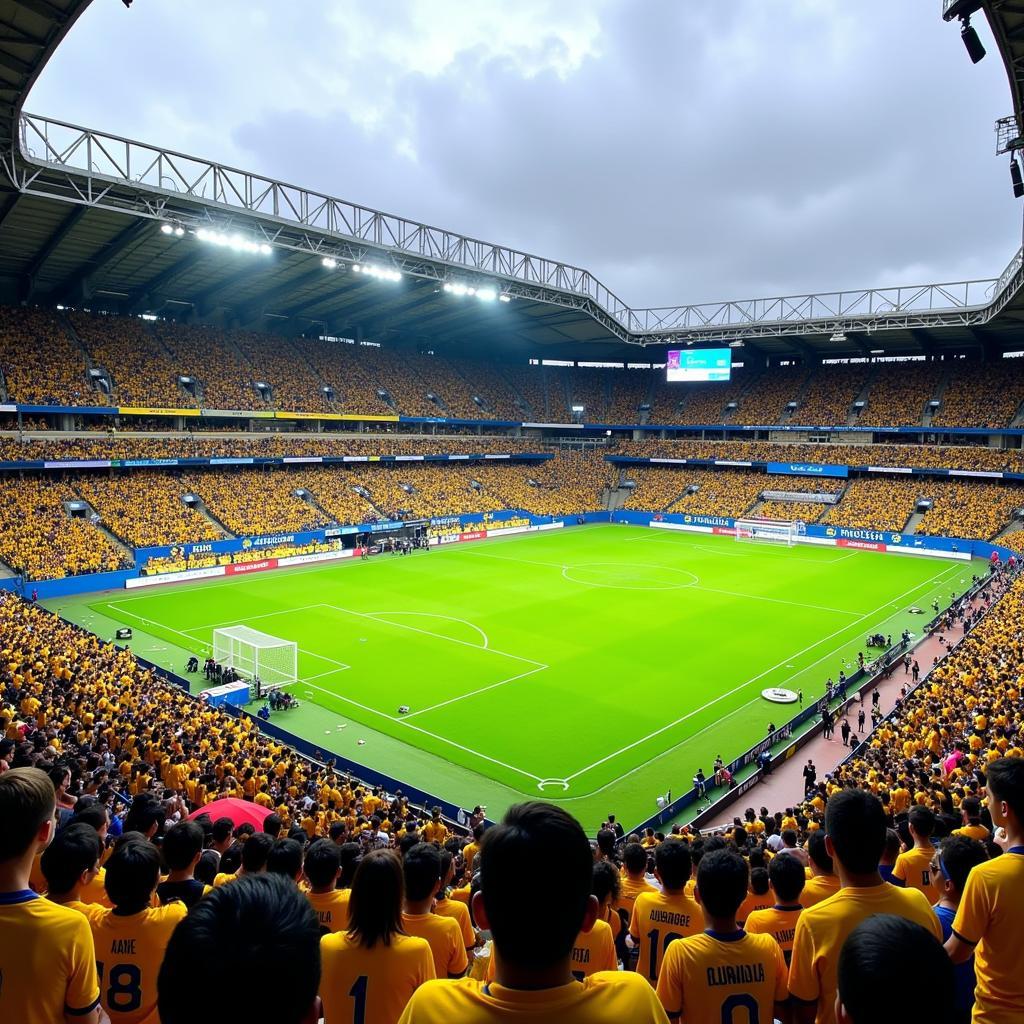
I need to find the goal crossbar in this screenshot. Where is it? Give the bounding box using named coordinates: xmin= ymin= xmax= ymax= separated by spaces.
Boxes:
xmin=212 ymin=626 xmax=297 ymax=688
xmin=734 ymin=518 xmax=805 ymax=546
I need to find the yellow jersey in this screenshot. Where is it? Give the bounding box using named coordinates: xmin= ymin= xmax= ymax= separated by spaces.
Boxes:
xmin=616 ymin=875 xmax=658 ymax=915
xmin=401 ymin=912 xmax=469 ymax=978
xmin=629 ymin=889 xmax=704 ymax=984
xmin=0 ymin=889 xmax=100 ymax=1024
xmin=951 ymin=846 xmax=1024 ymax=1024
xmin=571 ymin=918 xmax=617 ymax=979
xmin=307 ymin=889 xmax=351 ymax=934
xmin=892 ymin=846 xmax=940 ymax=900
xmin=320 ymin=930 xmax=435 ymax=1024
xmin=736 ymin=891 xmax=774 ymax=925
xmin=50 ymin=896 xmax=107 ymax=926
xmin=397 ymin=971 xmax=669 ymax=1024
xmin=656 ymin=930 xmax=788 ymax=1023
xmin=744 ymin=904 xmax=802 ymax=965
xmin=789 ymin=883 xmax=941 ymax=1024
xmin=800 ymin=874 xmax=840 ymax=909
xmin=951 ymin=823 xmax=990 ymax=842
xmin=90 ymin=903 xmax=188 ymax=1024
xmin=80 ymin=865 xmax=114 ymax=908
xmin=433 ymin=896 xmax=476 ymax=950
xmin=213 ymin=871 xmax=237 ymax=887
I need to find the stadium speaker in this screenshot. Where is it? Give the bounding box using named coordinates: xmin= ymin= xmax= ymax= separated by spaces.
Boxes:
xmin=1011 ymin=158 xmax=1024 ymax=199
xmin=961 ymin=20 xmax=986 ymax=64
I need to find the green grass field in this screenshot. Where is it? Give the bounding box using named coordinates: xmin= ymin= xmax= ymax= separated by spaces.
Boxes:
xmin=52 ymin=524 xmax=982 ymax=832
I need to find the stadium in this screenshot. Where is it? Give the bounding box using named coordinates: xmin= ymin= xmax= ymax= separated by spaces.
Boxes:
xmin=1 ymin=3 xmax=1023 ymax=1023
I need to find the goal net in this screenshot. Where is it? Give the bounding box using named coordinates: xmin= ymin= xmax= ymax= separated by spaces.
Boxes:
xmin=212 ymin=626 xmax=298 ymax=690
xmin=735 ymin=518 xmax=804 ymax=546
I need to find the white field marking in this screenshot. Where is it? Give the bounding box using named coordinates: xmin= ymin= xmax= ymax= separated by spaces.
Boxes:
xmin=297 ymin=677 xmax=544 ymax=784
xmin=316 ymin=604 xmax=545 ymax=669
xmin=302 ymin=668 xmax=353 ymax=683
xmin=625 ymin=529 xmax=853 ymax=564
xmin=559 ymin=562 xmax=960 ymax=785
xmin=365 ymin=611 xmax=490 ymax=649
xmin=402 ymin=663 xmax=548 ymax=719
xmin=560 ymin=563 xmax=700 ymax=592
xmin=169 ymin=604 xmax=325 ymax=632
xmin=689 ymin=585 xmax=862 ymax=617
xmin=460 ymin=550 xmax=568 ymax=571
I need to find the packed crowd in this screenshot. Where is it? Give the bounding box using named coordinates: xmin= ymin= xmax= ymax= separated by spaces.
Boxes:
xmin=916 ymin=481 xmax=1024 ymax=542
xmin=789 ymin=363 xmax=871 ymax=426
xmin=231 ymin=329 xmax=334 ymax=414
xmin=859 ymin=362 xmax=944 ymax=427
xmin=731 ymin=366 xmax=811 ymax=425
xmin=819 ymin=477 xmax=923 ymax=532
xmin=933 ymin=361 xmax=1024 ymax=429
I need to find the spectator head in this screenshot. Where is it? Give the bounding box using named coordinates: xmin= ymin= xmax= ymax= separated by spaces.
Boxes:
xmin=347 ymin=849 xmax=404 ymax=949
xmin=123 ymin=795 xmax=163 ymax=839
xmin=475 ymin=802 xmax=597 ymax=973
xmin=105 ymin=837 xmax=161 ymax=912
xmin=837 ymin=915 xmax=955 ymax=1024
xmin=211 ymin=816 xmax=234 ymax=847
xmin=768 ymin=851 xmax=805 ymax=905
xmin=654 ymin=839 xmax=692 ymax=892
xmin=403 ymin=842 xmax=442 ymax=903
xmin=69 ymin=802 xmax=109 ymax=838
xmin=986 ymin=756 xmax=1024 ymax=831
xmin=825 ymin=790 xmax=887 ymax=876
xmin=267 ymin=838 xmax=305 ymax=881
xmin=40 ymin=821 xmax=101 ymax=897
xmin=960 ymin=796 xmax=981 ymax=824
xmin=595 ymin=828 xmax=616 ymax=859
xmin=933 ymin=835 xmax=988 ymax=901
xmin=749 ymin=866 xmax=770 ymax=896
xmin=622 ymin=842 xmax=648 ymax=877
xmin=880 ymin=828 xmax=901 ymax=867
xmin=195 ymin=849 xmax=219 ymax=886
xmin=162 ymin=821 xmax=204 ymax=873
xmin=0 ymin=767 xmax=56 ymax=863
xmin=807 ymin=830 xmax=834 ymax=874
xmin=695 ymin=850 xmax=750 ymax=920
xmin=304 ymin=839 xmax=342 ymax=892
xmin=240 ymin=831 xmax=275 ymax=873
xmin=263 ymin=812 xmax=283 ymax=838
xmin=338 ymin=842 xmax=361 ymax=888
xmin=159 ymin=874 xmax=320 ymax=1024
xmin=592 ymin=859 xmax=621 ymax=912
xmin=908 ymin=806 xmax=936 ymax=841
xmin=781 ymin=829 xmax=798 ymax=849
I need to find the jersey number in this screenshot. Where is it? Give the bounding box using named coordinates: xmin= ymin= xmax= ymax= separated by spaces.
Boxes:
xmin=349 ymin=975 xmax=368 ymax=1024
xmin=97 ymin=961 xmax=143 ymax=1014
xmin=646 ymin=928 xmax=684 ymax=978
xmin=721 ymin=992 xmax=759 ymax=1024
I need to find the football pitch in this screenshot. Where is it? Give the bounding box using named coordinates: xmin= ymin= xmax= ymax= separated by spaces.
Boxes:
xmin=53 ymin=524 xmax=982 ymax=831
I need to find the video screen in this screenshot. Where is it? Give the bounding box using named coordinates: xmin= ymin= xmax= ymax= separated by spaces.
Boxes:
xmin=666 ymin=348 xmax=732 ymax=382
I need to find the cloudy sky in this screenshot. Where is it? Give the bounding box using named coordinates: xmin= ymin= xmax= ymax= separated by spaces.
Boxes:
xmin=26 ymin=0 xmax=1021 ymax=311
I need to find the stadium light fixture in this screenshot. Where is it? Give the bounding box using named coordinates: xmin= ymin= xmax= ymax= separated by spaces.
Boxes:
xmin=160 ymin=223 xmax=185 ymax=237
xmin=160 ymin=223 xmax=173 ymax=235
xmin=943 ymin=2 xmax=985 ymax=64
xmin=960 ymin=18 xmax=986 ymax=63
xmin=321 ymin=257 xmax=338 ymax=269
xmin=499 ymin=294 xmax=511 ymax=303
xmin=830 ymin=332 xmax=847 ymax=343
xmin=353 ymin=264 xmax=401 ymax=282
xmin=443 ymin=280 xmax=503 ymax=302
xmin=1011 ymin=157 xmax=1024 ymax=199
xmin=195 ymin=228 xmax=272 ymax=256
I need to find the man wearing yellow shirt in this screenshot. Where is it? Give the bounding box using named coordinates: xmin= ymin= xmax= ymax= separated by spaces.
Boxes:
xmin=801 ymin=832 xmax=841 ymax=909
xmin=398 ymin=801 xmax=670 ymax=1024
xmin=656 ymin=850 xmax=788 ymax=1023
xmin=946 ymin=756 xmax=1024 ymax=1024
xmin=41 ymin=822 xmax=106 ymax=924
xmin=745 ymin=854 xmax=805 ymax=966
xmin=401 ymin=842 xmax=468 ymax=978
xmin=462 ymin=823 xmax=484 ymax=876
xmin=789 ymin=789 xmax=942 ymax=1024
xmin=951 ymin=796 xmax=990 ymax=843
xmin=435 ymin=849 xmax=479 ymax=963
xmin=618 ymin=842 xmax=658 ymax=915
xmin=0 ymin=768 xmax=101 ymax=1024
xmin=422 ymin=807 xmax=448 ymax=845
xmin=303 ymin=839 xmax=350 ymax=934
xmin=892 ymin=807 xmax=941 ymax=901
xmin=629 ymin=837 xmax=704 ymax=985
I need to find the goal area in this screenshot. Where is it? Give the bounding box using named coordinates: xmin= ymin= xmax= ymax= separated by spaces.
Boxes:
xmin=212 ymin=626 xmax=297 ymax=690
xmin=735 ymin=518 xmax=806 ymax=546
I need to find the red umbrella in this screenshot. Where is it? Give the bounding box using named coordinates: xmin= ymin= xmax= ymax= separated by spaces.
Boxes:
xmin=188 ymin=797 xmax=270 ymax=831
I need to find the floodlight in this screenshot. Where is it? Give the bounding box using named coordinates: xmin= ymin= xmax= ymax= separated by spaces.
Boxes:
xmin=160 ymin=223 xmax=173 ymax=235
xmin=1011 ymin=158 xmax=1024 ymax=199
xmin=322 ymin=257 xmax=338 ymax=269
xmin=477 ymin=288 xmax=497 ymax=301
xmin=443 ymin=283 xmax=452 ymax=293
xmin=961 ymin=19 xmax=986 ymax=64
xmin=830 ymin=332 xmax=847 ymax=343
xmin=499 ymin=294 xmax=511 ymax=303
xmin=352 ymin=264 xmax=361 ymax=272
xmin=259 ymin=244 xmax=272 ymax=255
xmin=174 ymin=227 xmax=184 ymax=237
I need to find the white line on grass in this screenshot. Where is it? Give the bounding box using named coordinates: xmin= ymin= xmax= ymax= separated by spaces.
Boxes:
xmin=689 ymin=585 xmax=862 ymax=617
xmin=364 ymin=611 xmax=491 ymax=650
xmin=172 ymin=604 xmax=326 ymax=632
xmin=401 ymin=664 xmax=548 ymax=718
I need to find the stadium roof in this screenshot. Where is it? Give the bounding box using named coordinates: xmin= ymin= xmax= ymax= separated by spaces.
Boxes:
xmin=3 ymin=0 xmax=1024 ymax=363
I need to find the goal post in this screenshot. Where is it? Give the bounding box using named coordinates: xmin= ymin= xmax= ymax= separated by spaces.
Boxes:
xmin=734 ymin=518 xmax=805 ymax=546
xmin=212 ymin=626 xmax=298 ymax=690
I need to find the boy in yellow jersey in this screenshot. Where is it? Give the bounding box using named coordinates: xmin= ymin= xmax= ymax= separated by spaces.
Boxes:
xmin=736 ymin=867 xmax=774 ymax=926
xmin=0 ymin=768 xmax=101 ymax=1024
xmin=630 ymin=837 xmax=704 ymax=986
xmin=617 ymin=841 xmax=658 ymax=915
xmin=656 ymin=850 xmax=788 ymax=1022
xmin=90 ymin=836 xmax=187 ymax=1024
xmin=155 ymin=821 xmax=210 ymax=909
xmin=945 ymin=756 xmax=1024 ymax=1024
xmin=159 ymin=873 xmax=322 ymax=1024
xmin=435 ymin=849 xmax=479 ymax=964
xmin=801 ymin=832 xmax=841 ymax=908
xmin=789 ymin=789 xmax=942 ymax=1024
xmin=399 ymin=801 xmax=670 ymax=1024
xmin=837 ymin=915 xmax=955 ymax=1024
xmin=745 ymin=853 xmax=805 ymax=966
xmin=215 ymin=830 xmax=273 ymax=886
xmin=892 ymin=806 xmax=940 ymax=900
xmin=401 ymin=842 xmax=469 ymax=978
xmin=462 ymin=823 xmax=484 ymax=876
xmin=951 ymin=796 xmax=990 ymax=843
xmin=303 ymin=838 xmax=350 ymax=934
xmin=422 ymin=807 xmax=448 ymax=845
xmin=41 ymin=821 xmax=106 ymax=924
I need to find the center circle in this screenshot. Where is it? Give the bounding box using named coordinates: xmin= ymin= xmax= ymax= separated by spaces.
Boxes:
xmin=562 ymin=563 xmax=699 ymax=591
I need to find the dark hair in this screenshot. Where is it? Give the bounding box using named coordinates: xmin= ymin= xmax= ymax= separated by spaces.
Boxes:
xmin=479 ymin=801 xmax=592 ymax=970
xmin=267 ymin=838 xmax=304 ymax=880
xmin=123 ymin=795 xmax=163 ymax=837
xmin=654 ymin=839 xmax=692 ymax=891
xmin=749 ymin=866 xmax=770 ymax=896
xmin=158 ymin=874 xmax=320 ymax=1024
xmin=881 ymin=828 xmax=901 ymax=864
xmin=0 ymin=767 xmax=55 ymax=860
xmin=219 ymin=842 xmax=243 ymax=875
xmin=623 ymin=842 xmax=648 ymax=874
xmin=347 ymin=849 xmax=405 ymax=948
xmin=936 ymin=835 xmax=987 ymax=893
xmin=768 ymin=853 xmax=806 ymax=904
xmin=241 ymin=832 xmax=275 ymax=872
xmin=960 ymin=796 xmax=981 ymax=822
xmin=987 ymin=757 xmax=1024 ymax=823
xmin=70 ymin=803 xmax=108 ymax=833
xmin=162 ymin=821 xmax=204 ymax=872
xmin=825 ymin=790 xmax=886 ymax=874
xmin=807 ymin=831 xmax=833 ymax=873
xmin=592 ymin=860 xmax=621 ymax=904
xmin=908 ymin=806 xmax=935 ymax=839
xmin=838 ymin=916 xmax=955 ymax=1024
xmin=304 ymin=839 xmax=341 ymax=889
xmin=40 ymin=822 xmax=101 ymax=895
xmin=403 ymin=842 xmax=442 ymax=902
xmin=195 ymin=849 xmax=219 ymax=886
xmin=263 ymin=812 xmax=283 ymax=837
xmin=212 ymin=816 xmax=234 ymax=843
xmin=338 ymin=842 xmax=361 ymax=889
xmin=697 ymin=850 xmax=749 ymax=919
xmin=105 ymin=837 xmax=161 ymax=911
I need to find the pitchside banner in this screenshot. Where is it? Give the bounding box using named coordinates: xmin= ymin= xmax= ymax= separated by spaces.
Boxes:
xmin=766 ymin=461 xmax=849 ymax=479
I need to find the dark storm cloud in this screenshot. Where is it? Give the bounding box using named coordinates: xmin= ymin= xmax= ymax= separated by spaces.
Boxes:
xmin=28 ymin=0 xmax=1021 ymax=309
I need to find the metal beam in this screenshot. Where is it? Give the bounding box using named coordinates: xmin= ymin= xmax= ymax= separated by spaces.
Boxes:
xmin=21 ymin=203 xmax=87 ymax=299
xmin=236 ymin=264 xmax=331 ymax=323
xmin=191 ymin=265 xmax=268 ymax=317
xmin=46 ymin=217 xmax=153 ymax=303
xmin=123 ymin=249 xmax=208 ymax=313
